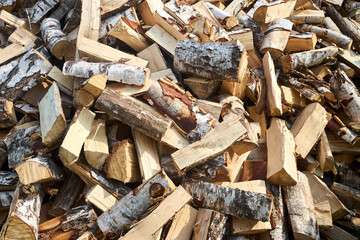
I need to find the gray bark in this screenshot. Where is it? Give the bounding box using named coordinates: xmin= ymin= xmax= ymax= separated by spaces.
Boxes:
xmin=25 ymin=0 xmax=60 ymax=24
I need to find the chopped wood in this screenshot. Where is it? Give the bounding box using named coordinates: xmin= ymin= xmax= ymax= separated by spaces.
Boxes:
xmin=0 ymin=98 xmax=17 ymax=129
xmin=25 ymin=0 xmax=59 ymax=24
xmin=184 ymin=77 xmax=221 ymax=99
xmin=250 ymin=0 xmax=296 ymax=24
xmin=138 ymin=0 xmax=164 ymax=26
xmin=137 ymin=43 xmax=167 ymax=73
xmin=165 ymin=204 xmax=198 ymax=240
xmin=289 ymin=10 xmax=325 ymax=24
xmin=85 ymin=184 xmax=117 ymax=212
xmin=78 ymin=0 xmax=100 ymax=40
xmin=314 ymin=201 xmax=332 ymax=229
xmin=284 ymin=32 xmax=317 ymax=53
xmin=317 ymin=131 xmax=336 ymax=173
xmin=145 ymin=24 xmax=178 ymax=56
xmin=330 ymin=182 xmax=360 ymax=210
xmin=81 ymin=74 xmax=107 ymax=98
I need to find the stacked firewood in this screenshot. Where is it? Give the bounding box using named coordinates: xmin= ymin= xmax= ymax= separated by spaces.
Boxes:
xmin=0 ymin=0 xmax=360 ymax=239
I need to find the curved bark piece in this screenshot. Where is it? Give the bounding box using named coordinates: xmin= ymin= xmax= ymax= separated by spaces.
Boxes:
xmin=0 ymin=98 xmax=17 ymax=129
xmin=41 ymin=18 xmax=70 ymax=60
xmin=326 ymin=118 xmax=359 ymax=145
xmin=330 ymin=70 xmax=360 ymax=130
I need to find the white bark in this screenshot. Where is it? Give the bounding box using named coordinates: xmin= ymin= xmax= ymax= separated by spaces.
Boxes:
xmin=25 ymin=0 xmax=60 ymax=24
xmin=63 ymin=61 xmax=149 ymax=86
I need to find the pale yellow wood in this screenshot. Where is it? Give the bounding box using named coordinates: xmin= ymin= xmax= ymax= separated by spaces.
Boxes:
xmin=154 ymin=9 xmax=188 ymax=41
xmin=8 ymin=27 xmax=37 ymax=43
xmin=120 ymin=186 xmax=192 ymax=240
xmin=85 ymin=185 xmax=117 ymax=212
xmin=184 ymin=77 xmax=221 ymax=100
xmin=100 ymin=0 xmax=128 ymax=16
xmin=197 ymin=100 xmax=222 ymax=120
xmin=84 ymin=119 xmax=109 ymax=170
xmin=145 ymin=24 xmax=178 ymax=56
xmin=229 ymin=29 xmax=254 ymax=51
xmin=107 ymin=79 xmax=156 ymax=97
xmin=192 ymin=208 xmax=212 ymax=240
xmin=290 ymin=103 xmax=331 ymax=159
xmin=0 ymin=36 xmax=35 ymax=65
xmin=314 ymin=201 xmax=332 ymax=228
xmin=284 ymin=33 xmax=317 ymax=53
xmin=161 ymin=124 xmax=189 ymax=150
xmin=47 ymin=66 xmax=74 ymax=91
xmin=247 ymin=106 xmax=266 ymax=139
xmin=133 ymin=129 xmax=161 ymax=181
xmin=74 ymin=89 xmax=95 ymax=107
xmin=81 ymin=74 xmax=107 ymax=97
xmin=78 ymin=0 xmax=100 ymax=40
xmin=281 ymin=85 xmax=307 ymax=108
xmin=0 ymin=10 xmax=27 ymax=29
xmin=251 ymin=0 xmax=296 ymax=23
xmin=192 ymin=0 xmax=223 ymax=28
xmin=165 ymin=204 xmax=198 ymax=240
xmin=138 ymin=0 xmax=164 ymax=26
xmin=59 ymin=108 xmax=95 ymax=166
xmin=151 ymin=69 xmax=177 ymax=83
xmin=137 ymin=44 xmax=168 ymax=72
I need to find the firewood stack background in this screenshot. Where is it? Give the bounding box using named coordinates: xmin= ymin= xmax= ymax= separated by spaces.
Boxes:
xmin=1 ymin=0 xmax=360 ymax=239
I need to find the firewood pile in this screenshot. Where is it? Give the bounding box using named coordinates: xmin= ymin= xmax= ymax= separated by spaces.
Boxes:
xmin=1 ymin=0 xmax=360 ymax=239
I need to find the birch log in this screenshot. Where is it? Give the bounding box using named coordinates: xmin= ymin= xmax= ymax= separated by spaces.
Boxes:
xmin=183 ymin=179 xmax=273 ymax=222
xmin=0 ymin=0 xmax=16 ymax=12
xmin=298 ymin=24 xmax=352 ymax=49
xmin=25 ymin=0 xmax=60 ymax=24
xmin=0 ymin=171 xmax=18 ymax=191
xmin=49 ymin=0 xmax=77 ymax=20
xmin=280 ymin=46 xmax=338 ymax=73
xmin=0 ymin=48 xmax=52 ymax=101
xmin=268 ymin=184 xmax=289 ymax=240
xmin=284 ymin=172 xmax=320 ymax=240
xmin=63 ymin=61 xmax=149 ymax=86
xmin=97 ymin=171 xmax=175 ymax=238
xmin=41 ymin=18 xmax=70 ymax=60
xmin=326 ymin=118 xmax=359 ymax=145
xmin=174 ymin=40 xmax=247 ymax=82
xmin=0 ymin=184 xmax=42 ymax=240
xmin=330 ymin=70 xmax=360 ymax=130
xmin=0 ymin=98 xmax=17 ymax=129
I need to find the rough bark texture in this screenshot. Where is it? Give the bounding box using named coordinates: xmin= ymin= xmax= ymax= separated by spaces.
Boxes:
xmin=0 ymin=191 xmax=13 ymax=209
xmin=182 ymin=179 xmax=273 ymax=222
xmin=174 ymin=40 xmax=246 ymax=82
xmin=25 ymin=0 xmax=60 ymax=24
xmin=41 ymin=18 xmax=70 ymax=60
xmin=279 ymin=77 xmax=322 ymax=102
xmin=237 ymin=14 xmax=264 ymax=52
xmin=327 ymin=119 xmax=359 ymax=144
xmin=63 ymin=0 xmax=81 ymax=33
xmin=63 ymin=61 xmax=149 ymax=86
xmin=326 ymin=4 xmax=360 ymax=52
xmin=0 ymin=48 xmax=52 ymax=101
xmin=97 ymin=171 xmax=175 ymax=238
xmin=49 ymin=0 xmax=77 ymax=20
xmin=284 ymin=171 xmax=320 ymax=240
xmin=0 ymin=171 xmax=18 ymax=191
xmin=330 ymin=70 xmax=360 ymax=130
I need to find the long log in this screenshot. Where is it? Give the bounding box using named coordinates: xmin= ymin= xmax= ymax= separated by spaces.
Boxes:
xmin=174 ymin=40 xmax=247 ymax=82
xmin=24 ymin=0 xmax=59 ymax=24
xmin=283 ymin=171 xmax=320 ymax=240
xmin=330 ymin=70 xmax=360 ymax=131
xmin=97 ymin=171 xmax=175 ymax=238
xmin=63 ymin=61 xmax=149 ymax=86
xmin=41 ymin=18 xmax=70 ymax=60
xmin=182 ymin=179 xmax=273 ymax=222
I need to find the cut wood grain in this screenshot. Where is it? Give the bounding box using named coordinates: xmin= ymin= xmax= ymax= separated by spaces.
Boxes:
xmin=184 ymin=77 xmax=221 ymax=100
xmin=145 ymin=24 xmax=178 ymax=56
xmin=165 ymin=204 xmax=198 ymax=240
xmin=314 ymin=201 xmax=332 ymax=229
xmin=78 ymin=0 xmax=100 ymax=40
xmin=41 ymin=18 xmax=70 ymax=59
xmin=137 ymin=44 xmax=167 ymax=73
xmin=85 ymin=184 xmax=117 ymax=212
xmin=0 ymin=98 xmax=17 ymax=129
xmin=331 ymin=182 xmax=360 ymax=210
xmin=284 ymin=32 xmax=317 ymax=53
xmin=138 ymin=0 xmax=164 ymax=26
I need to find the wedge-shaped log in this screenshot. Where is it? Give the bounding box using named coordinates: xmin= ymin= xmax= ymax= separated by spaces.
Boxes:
xmin=59 ymin=108 xmax=95 ymax=166
xmin=192 ymin=209 xmax=227 ymax=240
xmin=0 ymin=98 xmax=17 ymax=129
xmin=15 ymin=156 xmax=64 ymax=185
xmin=39 ymin=83 xmax=66 ymax=146
xmin=0 ymin=48 xmax=52 ymax=101
xmin=331 ymin=182 xmax=360 ymax=210
xmin=263 ymin=52 xmax=282 ymax=116
xmin=183 ymin=179 xmax=273 ymax=222
xmin=120 ymin=186 xmax=192 ymax=240
xmin=184 ymin=77 xmax=221 ymax=100
xmin=165 ymin=204 xmax=197 ymax=240
xmin=314 ymin=201 xmax=332 ymax=229
xmin=174 ymin=40 xmax=247 ymax=82
xmin=0 ymin=183 xmax=42 ymax=240
xmin=284 ymin=32 xmax=317 ymax=53
xmin=63 ymin=61 xmax=149 ymax=86
xmin=267 ymin=118 xmax=297 ymax=185
xmin=84 ymin=119 xmax=108 ymax=170
xmin=280 ymin=47 xmax=338 ymax=73
xmin=97 ymin=171 xmax=175 ymax=237
xmin=104 ymin=139 xmax=141 ymax=183
xmin=81 ymin=74 xmax=107 ymax=97
xmin=330 ymin=70 xmax=360 ymax=131
xmin=171 ymin=114 xmax=247 ymax=173
xmin=145 ymin=24 xmax=178 ymax=56
xmin=95 ymin=88 xmax=188 ymax=149
xmin=250 ymin=0 xmax=296 ymax=23
xmin=41 ymin=18 xmax=70 ymax=59
xmin=283 ymin=171 xmax=320 ymax=240
xmin=85 ymin=184 xmax=117 ymax=212
xmin=290 ymin=103 xmax=331 ymax=159
xmin=317 ymin=131 xmax=336 ymax=173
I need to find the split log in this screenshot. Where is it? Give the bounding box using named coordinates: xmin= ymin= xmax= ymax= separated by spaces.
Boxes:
xmin=295 ymin=77 xmax=334 ymax=102
xmin=74 ymin=89 xmax=95 ymax=107
xmin=40 ymin=18 xmax=70 ymax=60
xmin=314 ymin=201 xmax=332 ymax=229
xmin=95 ymin=88 xmax=189 ymax=149
xmin=0 ymin=171 xmax=18 ymax=191
xmin=4 ymin=121 xmax=41 ymax=169
xmin=192 ymin=208 xmax=227 ymax=240
xmin=336 ymin=48 xmax=360 ymax=73
xmin=138 ymin=0 xmax=164 ymax=26
xmin=120 ymin=186 xmax=192 ymax=240
xmin=15 ymin=156 xmax=64 ymax=185
xmin=47 ymin=66 xmax=74 ymax=92
xmin=304 ymin=171 xmax=349 ymax=220
xmin=0 ymin=48 xmax=52 ymax=101
xmin=0 ymin=184 xmax=42 ymax=240
xmin=184 ymin=77 xmax=221 ymax=100
xmin=78 ymin=0 xmax=100 ymax=40
xmin=326 ymin=4 xmax=360 ymax=52
xmin=147 ymin=21 xmax=180 ymax=53
xmin=281 ymin=85 xmax=307 ymax=109
xmin=153 ymin=8 xmax=187 ymax=41
xmin=290 ymin=103 xmax=331 ymax=159
xmin=39 ymin=83 xmax=66 ymax=146
xmin=81 ymin=74 xmax=107 ymax=98
xmin=279 ymin=77 xmax=322 ymax=102
xmin=63 ymin=61 xmax=149 ymax=86
xmin=183 ymin=179 xmax=273 ymax=221
xmin=100 ymin=0 xmax=143 ymax=17
xmin=280 ymin=46 xmax=338 ymax=73
xmin=317 ymin=131 xmax=336 ymax=173
xmin=297 ymin=155 xmax=320 ymax=173
xmin=49 ymin=0 xmax=77 ymax=20
xmin=133 ymin=129 xmax=161 ymax=181
xmin=331 ymin=182 xmax=360 ymax=210
xmin=0 ymin=98 xmax=17 ymax=129
xmin=63 ymin=0 xmax=82 ymax=33
xmin=104 ymin=139 xmax=141 ymax=183
xmin=0 ymin=10 xmax=27 ymax=29
xmin=174 ymin=40 xmax=247 ymax=82
xmin=336 ymin=62 xmax=355 ymax=78
xmin=283 ymin=171 xmax=320 ymax=240
xmin=84 ymin=119 xmax=109 ymax=170
xmin=197 ymin=100 xmax=222 ymax=120
xmin=249 ymin=0 xmax=296 ymax=24
xmin=267 ymin=118 xmax=297 ymax=185
xmin=289 ymin=10 xmax=325 ymax=24
xmin=260 ymin=19 xmax=293 ymax=58
xmin=77 ymin=232 xmax=97 ymax=240
xmin=137 ymin=44 xmax=167 ymax=73
xmin=39 ymin=204 xmax=98 ymax=240
xmin=165 ymin=204 xmax=198 ymax=240
xmin=284 ymin=32 xmax=317 ymax=53
xmin=25 ymin=0 xmax=59 ymax=24
xmin=228 ymin=28 xmax=254 ymax=51
xmin=171 ymin=114 xmax=247 ymax=173
xmin=321 ymin=225 xmax=358 ymax=240
xmin=239 ymin=160 xmax=267 ymax=181
xmin=85 ymin=184 xmax=117 ymax=212
xmin=164 ymin=0 xmax=201 ymax=30
xmin=205 ymin=2 xmax=239 ymax=29
xmin=330 ymin=70 xmax=360 ymax=131
xmin=298 ymin=24 xmax=352 ymax=50
xmin=97 ymin=171 xmax=176 ymax=238
xmin=48 ymin=172 xmax=84 ymax=217
xmin=108 ymin=17 xmax=149 ymax=52
xmin=59 ymin=108 xmax=95 ymax=166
